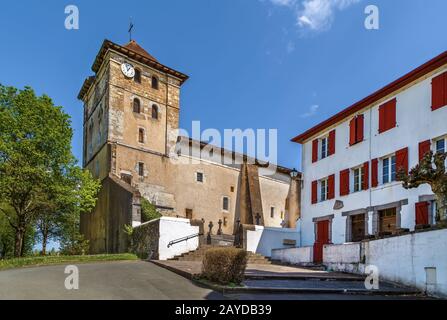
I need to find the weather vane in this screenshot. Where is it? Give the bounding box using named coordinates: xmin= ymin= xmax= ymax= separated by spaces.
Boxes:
xmin=128 ymin=17 xmax=134 ymax=42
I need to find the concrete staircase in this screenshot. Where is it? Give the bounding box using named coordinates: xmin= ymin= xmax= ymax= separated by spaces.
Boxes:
xmin=170 ymin=245 xmax=271 ymax=265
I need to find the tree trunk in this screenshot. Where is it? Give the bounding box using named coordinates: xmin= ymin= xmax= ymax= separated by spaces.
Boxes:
xmin=14 ymin=228 xmax=24 ymax=257
xmin=435 ymin=193 xmax=447 ymax=223
xmin=42 ymin=232 xmax=48 ymax=256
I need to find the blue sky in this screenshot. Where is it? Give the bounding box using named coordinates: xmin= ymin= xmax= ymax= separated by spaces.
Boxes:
xmin=1 ymin=0 xmax=447 ymax=171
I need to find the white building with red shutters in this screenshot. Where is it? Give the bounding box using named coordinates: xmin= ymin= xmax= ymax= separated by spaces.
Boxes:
xmin=291 ymin=51 xmax=447 ymax=263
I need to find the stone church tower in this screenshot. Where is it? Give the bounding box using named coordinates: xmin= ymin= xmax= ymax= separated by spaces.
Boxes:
xmin=78 ymin=39 xmax=300 ymax=254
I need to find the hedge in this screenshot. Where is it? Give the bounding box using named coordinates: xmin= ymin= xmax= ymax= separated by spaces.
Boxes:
xmin=201 ymin=247 xmax=247 ymax=285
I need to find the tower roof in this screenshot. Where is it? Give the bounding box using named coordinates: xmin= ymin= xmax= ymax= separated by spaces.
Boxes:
xmin=78 ymin=39 xmax=189 ymax=100
xmin=123 ymin=40 xmax=158 ymax=62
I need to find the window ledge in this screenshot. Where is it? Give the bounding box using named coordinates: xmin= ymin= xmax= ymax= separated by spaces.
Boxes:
xmin=372 ymin=181 xmax=402 ymax=190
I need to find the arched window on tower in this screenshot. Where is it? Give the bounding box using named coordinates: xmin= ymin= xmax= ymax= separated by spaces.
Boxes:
xmin=151 ymin=76 xmax=159 ymax=90
xmin=134 ymin=69 xmax=141 ymax=84
xmin=151 ymin=104 xmax=159 ymax=119
xmin=133 ymin=98 xmax=141 ymax=113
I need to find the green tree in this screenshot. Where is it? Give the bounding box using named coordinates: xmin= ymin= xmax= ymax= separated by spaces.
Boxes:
xmin=399 ymin=151 xmax=447 ymax=224
xmin=0 ymin=85 xmax=99 ymax=257
xmin=59 ymin=167 xmax=100 ymax=255
xmin=141 ymin=198 xmax=161 ymax=223
xmin=0 ymin=206 xmax=14 ymax=258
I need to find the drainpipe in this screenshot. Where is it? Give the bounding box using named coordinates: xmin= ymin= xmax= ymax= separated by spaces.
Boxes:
xmin=368 ymin=106 xmax=373 ymax=235
xmin=165 ymin=72 xmax=169 ymax=157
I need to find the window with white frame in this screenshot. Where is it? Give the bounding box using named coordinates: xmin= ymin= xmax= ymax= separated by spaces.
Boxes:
xmin=320 ymin=178 xmax=328 ymax=202
xmin=382 ymin=155 xmax=396 ymax=184
xmin=353 ymin=167 xmax=364 ymax=192
xmin=435 ymin=137 xmax=446 ymax=154
xmin=320 ymin=136 xmax=328 ymax=160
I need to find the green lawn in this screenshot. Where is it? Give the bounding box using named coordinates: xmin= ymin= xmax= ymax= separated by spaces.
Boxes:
xmin=0 ymin=253 xmax=138 ymax=271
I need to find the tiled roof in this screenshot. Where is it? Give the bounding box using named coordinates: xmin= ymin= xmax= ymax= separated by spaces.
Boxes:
xmin=123 ymin=40 xmax=158 ymax=62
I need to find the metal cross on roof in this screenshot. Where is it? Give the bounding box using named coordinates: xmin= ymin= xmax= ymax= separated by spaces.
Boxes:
xmin=128 ymin=18 xmax=134 ymax=42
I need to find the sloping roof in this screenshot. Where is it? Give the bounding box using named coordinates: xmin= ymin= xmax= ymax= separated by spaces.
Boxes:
xmin=78 ymin=39 xmax=189 ymax=101
xmin=123 ymin=40 xmax=158 ymax=62
xmin=291 ymin=50 xmax=447 ymax=144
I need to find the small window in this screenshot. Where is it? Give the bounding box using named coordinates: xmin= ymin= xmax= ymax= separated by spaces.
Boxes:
xmin=138 ymin=162 xmax=144 ymax=177
xmin=223 ymin=197 xmax=229 ymax=211
xmin=230 ymin=186 xmax=235 ymax=193
xmin=133 ymin=98 xmax=141 ymax=113
xmin=151 ymin=104 xmax=159 ymax=119
xmin=353 ymin=167 xmax=364 ymax=193
xmin=320 ymin=137 xmax=328 ymax=160
xmin=151 ymin=76 xmax=159 ymax=90
xmin=382 ymin=155 xmax=396 ymax=184
xmin=320 ymin=179 xmax=328 ymax=202
xmin=270 ymin=207 xmax=275 ymax=218
xmin=134 ymin=69 xmax=141 ymax=84
xmin=138 ymin=128 xmax=145 ymax=143
xmin=196 ymin=172 xmax=203 ymax=183
xmin=121 ymin=173 xmax=132 ymax=185
xmin=436 ymin=138 xmax=445 ymax=154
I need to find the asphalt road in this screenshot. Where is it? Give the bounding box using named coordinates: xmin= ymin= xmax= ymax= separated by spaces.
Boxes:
xmin=0 ymin=261 xmax=429 ymax=300
xmin=0 ymin=260 xmax=224 ymax=300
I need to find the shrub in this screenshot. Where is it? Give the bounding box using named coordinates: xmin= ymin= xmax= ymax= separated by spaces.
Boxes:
xmin=201 ymin=247 xmax=247 ymax=285
xmin=141 ymin=198 xmax=162 ymax=222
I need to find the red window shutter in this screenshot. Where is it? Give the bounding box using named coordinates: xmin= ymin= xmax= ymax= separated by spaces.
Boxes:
xmin=379 ymin=99 xmax=396 ymax=133
xmin=311 ymin=180 xmax=318 ymax=204
xmin=396 ymin=147 xmax=409 ymax=176
xmin=349 ymin=117 xmax=356 ymax=146
xmin=415 ymin=201 xmax=429 ymax=226
xmin=328 ymin=130 xmax=336 ymax=156
xmin=328 ymin=174 xmax=335 ymax=200
xmin=339 ymin=169 xmax=350 ymax=196
xmin=418 ymin=140 xmax=431 ymax=162
xmin=387 ymin=99 xmax=397 ymax=130
xmin=356 ymin=114 xmax=364 ymax=143
xmin=312 ymin=139 xmax=318 ymax=163
xmin=432 ymin=72 xmax=446 ymax=111
xmin=363 ymin=161 xmax=369 ymax=190
xmin=371 ymin=158 xmax=378 ymax=188
xmin=378 ymin=104 xmax=386 ymax=133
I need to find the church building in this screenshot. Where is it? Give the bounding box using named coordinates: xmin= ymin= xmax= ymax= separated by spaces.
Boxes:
xmin=78 ymin=39 xmax=301 ymax=253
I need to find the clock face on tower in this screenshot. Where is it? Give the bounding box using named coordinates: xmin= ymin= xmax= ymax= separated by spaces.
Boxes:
xmin=121 ymin=63 xmax=135 ymax=78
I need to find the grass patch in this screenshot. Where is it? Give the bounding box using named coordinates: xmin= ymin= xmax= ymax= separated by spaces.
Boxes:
xmin=0 ymin=253 xmax=138 ymax=271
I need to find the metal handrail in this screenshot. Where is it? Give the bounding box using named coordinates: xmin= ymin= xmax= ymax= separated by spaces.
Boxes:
xmin=167 ymin=233 xmax=203 ymax=248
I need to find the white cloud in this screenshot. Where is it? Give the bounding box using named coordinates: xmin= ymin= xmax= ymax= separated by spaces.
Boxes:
xmin=300 ymin=104 xmax=319 ymax=118
xmin=270 ymin=0 xmax=296 ymax=6
xmin=268 ymin=0 xmax=361 ymax=33
xmin=297 ymin=0 xmax=360 ymax=32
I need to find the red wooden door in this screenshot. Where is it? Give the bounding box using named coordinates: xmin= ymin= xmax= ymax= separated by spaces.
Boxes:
xmin=313 ymin=220 xmax=330 ymax=263
xmin=415 ymin=201 xmax=429 ymax=226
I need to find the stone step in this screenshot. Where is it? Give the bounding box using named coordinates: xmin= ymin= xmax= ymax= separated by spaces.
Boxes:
xmin=170 ymin=246 xmax=272 ymax=264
